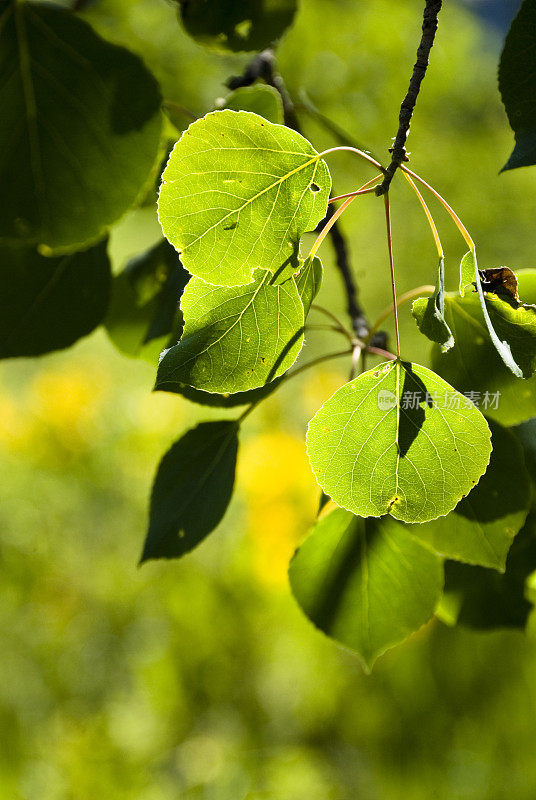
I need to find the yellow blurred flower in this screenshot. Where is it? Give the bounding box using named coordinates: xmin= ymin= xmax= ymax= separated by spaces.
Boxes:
xmin=27 ymin=365 xmax=109 ymax=456
xmin=239 ymin=431 xmax=318 ymax=587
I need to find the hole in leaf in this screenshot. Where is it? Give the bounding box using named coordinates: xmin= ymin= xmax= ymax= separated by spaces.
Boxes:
xmin=310 ymin=182 xmax=321 ymax=193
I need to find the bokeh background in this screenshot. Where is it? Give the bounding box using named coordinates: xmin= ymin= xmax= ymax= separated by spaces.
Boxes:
xmin=2 ymin=0 xmax=536 ymax=797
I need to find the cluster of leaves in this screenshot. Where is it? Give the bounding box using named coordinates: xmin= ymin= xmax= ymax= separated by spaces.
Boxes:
xmin=3 ymin=0 xmax=536 ymax=670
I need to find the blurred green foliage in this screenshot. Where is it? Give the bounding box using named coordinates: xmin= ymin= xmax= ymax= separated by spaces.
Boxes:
xmin=2 ymin=0 xmax=536 ymax=797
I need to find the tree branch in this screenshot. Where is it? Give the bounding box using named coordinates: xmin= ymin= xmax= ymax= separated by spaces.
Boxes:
xmin=375 ymin=0 xmax=442 ymax=196
xmin=227 ymin=51 xmax=372 ymax=340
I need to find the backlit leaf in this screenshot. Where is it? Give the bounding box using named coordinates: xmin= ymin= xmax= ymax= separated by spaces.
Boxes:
xmin=221 ymin=85 xmax=284 ymax=124
xmin=289 ymin=507 xmax=444 ymax=670
xmin=462 ymin=251 xmax=527 ymax=377
xmin=296 ymin=255 xmax=323 ymax=317
xmin=158 ymin=110 xmax=331 ymax=286
xmin=141 ymin=421 xmax=239 ymax=562
xmin=412 ymin=257 xmax=454 ymax=351
xmin=0 ymin=2 xmax=162 ymax=252
xmin=172 ymin=377 xmax=284 ymax=408
xmin=408 ymin=420 xmax=530 ymax=570
xmin=306 ymin=360 xmax=492 ymax=523
xmin=0 ymin=240 xmax=110 ymax=358
xmin=431 ymin=271 xmax=536 ymax=424
xmin=155 ymin=269 xmax=304 ymax=394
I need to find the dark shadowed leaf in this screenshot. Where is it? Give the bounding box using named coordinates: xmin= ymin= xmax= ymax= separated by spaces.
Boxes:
xmin=164 ymin=376 xmax=284 ymax=407
xmin=141 ymin=421 xmax=239 ymax=562
xmin=499 ymin=0 xmax=536 ymax=170
xmin=105 ymin=240 xmax=189 ymax=363
xmin=437 ymin=512 xmax=536 ymax=631
xmin=0 ymin=240 xmax=110 ymax=358
xmin=306 ymin=360 xmax=492 ymax=523
xmin=0 ymin=2 xmax=162 ymax=252
xmin=176 ymin=0 xmax=297 ymax=53
xmin=514 ymin=417 xmax=536 ymax=483
xmin=158 ymin=110 xmax=330 ymax=287
xmin=409 ymin=420 xmax=531 ymax=571
xmin=289 ymin=507 xmax=444 ymax=670
xmin=431 ymin=270 xmax=536 ymax=424
xmin=412 ymin=257 xmax=454 ymax=351
xmin=155 ymin=270 xmax=304 ymax=394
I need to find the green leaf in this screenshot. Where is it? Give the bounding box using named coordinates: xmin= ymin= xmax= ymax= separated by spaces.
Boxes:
xmin=0 ymin=240 xmax=110 ymax=358
xmin=289 ymin=507 xmax=444 ymax=670
xmin=408 ymin=420 xmax=531 ymax=571
xmin=412 ymin=257 xmax=454 ymax=352
xmin=296 ymin=255 xmax=323 ymax=317
xmin=463 ymin=251 xmax=527 ymax=377
xmin=141 ymin=421 xmax=239 ymax=562
xmin=158 ymin=110 xmax=331 ymax=287
xmin=155 ymin=269 xmax=304 ymax=394
xmin=220 ymin=85 xmax=284 ymax=124
xmin=513 ymin=418 xmax=536 ymax=483
xmin=172 ymin=376 xmax=284 ymax=408
xmin=437 ymin=511 xmax=536 ymax=631
xmin=431 ymin=271 xmax=536 ymax=424
xmin=105 ymin=240 xmax=189 ymax=363
xmin=0 ymin=2 xmax=162 ymax=252
xmin=306 ymin=360 xmax=492 ymax=524
xmin=176 ymin=0 xmax=297 ymax=53
xmin=459 ymin=251 xmax=475 ymax=297
xmin=499 ymin=0 xmax=536 ymax=170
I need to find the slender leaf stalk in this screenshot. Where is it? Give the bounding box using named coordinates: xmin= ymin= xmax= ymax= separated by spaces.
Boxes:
xmin=383 ymin=194 xmax=401 ymax=358
xmin=401 ymin=165 xmax=475 ymax=252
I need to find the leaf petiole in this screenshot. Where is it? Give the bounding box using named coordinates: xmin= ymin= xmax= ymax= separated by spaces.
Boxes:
xmin=237 ymin=347 xmax=354 ymax=423
xmin=401 ymin=165 xmax=474 ymax=253
xmin=401 ymin=171 xmax=443 ymax=258
xmin=383 ymin=193 xmax=401 ymax=358
xmin=309 ymin=176 xmax=381 ymax=261
xmin=320 ymin=145 xmax=384 ymax=172
xmin=368 ymin=285 xmax=436 ymax=338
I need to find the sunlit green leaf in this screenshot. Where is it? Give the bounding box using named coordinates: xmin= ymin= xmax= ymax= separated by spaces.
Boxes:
xmin=296 ymin=255 xmax=323 ymax=317
xmin=176 ymin=0 xmax=297 ymax=53
xmin=412 ymin=257 xmax=454 ymax=351
xmin=0 ymin=2 xmax=162 ymax=252
xmin=459 ymin=251 xmax=474 ymax=297
xmin=431 ymin=271 xmax=536 ymax=424
xmin=141 ymin=421 xmax=239 ymax=562
xmin=220 ymin=85 xmax=284 ymax=124
xmin=158 ymin=110 xmax=330 ymax=287
xmin=306 ymin=360 xmax=492 ymax=523
xmin=289 ymin=507 xmax=444 ymax=670
xmin=462 ymin=251 xmax=528 ymax=377
xmin=499 ymin=0 xmax=536 ymax=170
xmin=105 ymin=240 xmax=188 ymax=363
xmin=437 ymin=512 xmax=536 ymax=631
xmin=155 ymin=269 xmax=304 ymax=394
xmin=408 ymin=420 xmax=530 ymax=571
xmin=0 ymin=240 xmax=110 ymax=358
